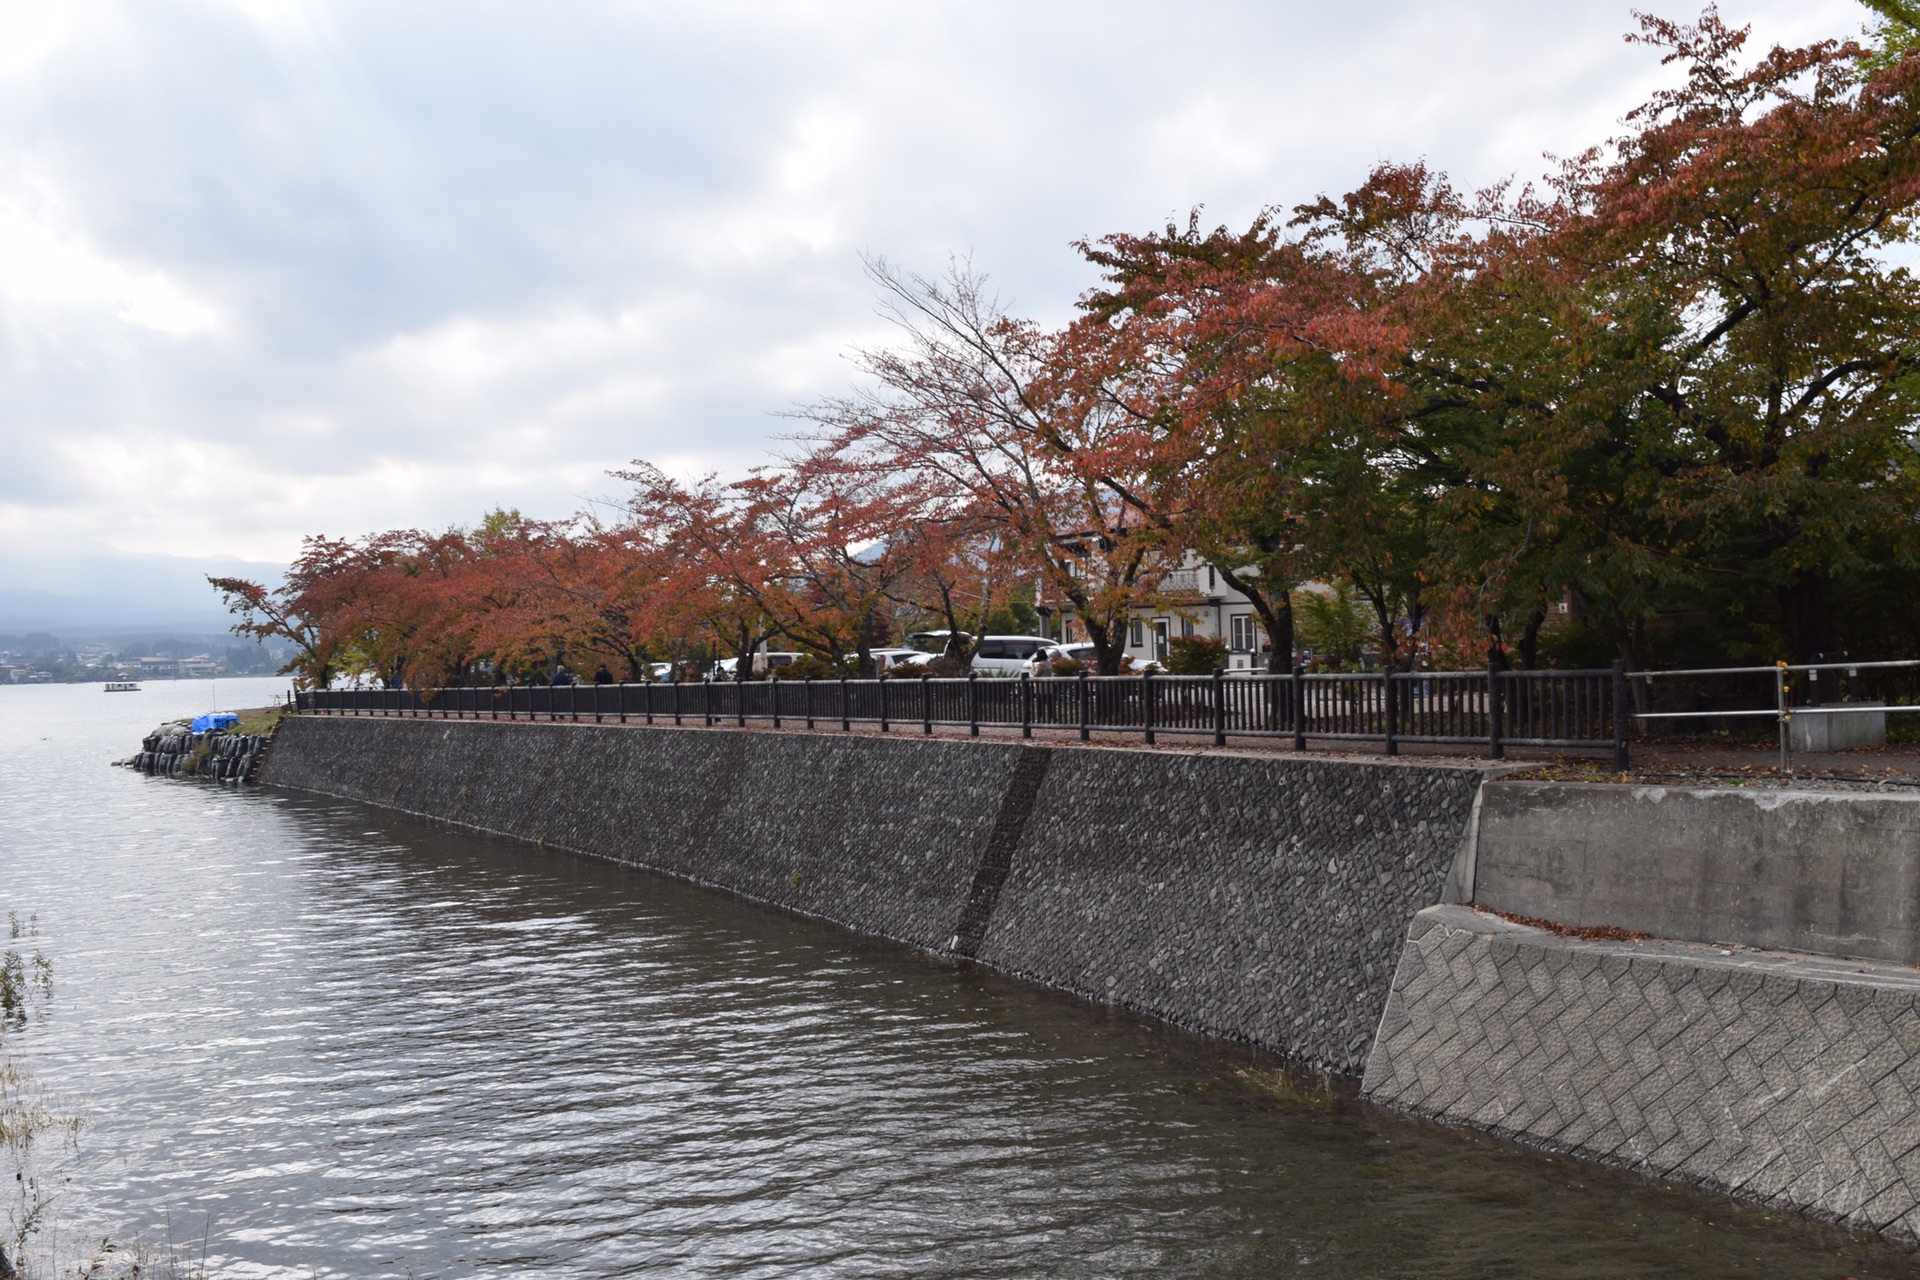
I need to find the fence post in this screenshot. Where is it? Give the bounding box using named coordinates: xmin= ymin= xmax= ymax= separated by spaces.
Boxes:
xmin=1611 ymin=659 xmax=1630 ymax=773
xmin=969 ymin=671 xmax=980 ymax=737
xmin=880 ymin=673 xmax=890 ymax=733
xmin=840 ymin=675 xmax=850 ymax=732
xmin=804 ymin=678 xmax=814 ymax=730
xmin=1292 ymin=665 xmax=1307 ymax=752
xmin=737 ymin=680 xmax=746 ymax=728
xmin=1487 ymin=661 xmax=1505 ymax=760
xmin=1078 ymin=669 xmax=1091 ymax=742
xmin=1776 ymin=660 xmax=1790 ymax=776
xmin=1212 ymin=667 xmax=1226 ymax=747
xmin=704 ymin=676 xmax=713 ymax=728
xmin=1384 ymin=668 xmax=1398 ymax=756
xmin=1021 ymin=672 xmax=1032 ymax=740
xmin=1143 ymin=668 xmax=1156 ymax=746
xmin=923 ymin=672 xmax=933 ymax=735
xmin=772 ymin=677 xmax=781 ymax=729
xmin=672 ymin=679 xmax=682 ymax=726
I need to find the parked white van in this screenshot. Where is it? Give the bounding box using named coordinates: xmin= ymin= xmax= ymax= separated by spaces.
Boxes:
xmin=970 ymin=635 xmax=1054 ymax=676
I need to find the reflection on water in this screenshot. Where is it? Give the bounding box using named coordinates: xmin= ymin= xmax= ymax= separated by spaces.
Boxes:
xmin=0 ymin=680 xmax=1908 ymax=1277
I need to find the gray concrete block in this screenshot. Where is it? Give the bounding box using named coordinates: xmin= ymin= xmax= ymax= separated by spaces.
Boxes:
xmin=1791 ymin=705 xmax=1886 ymax=753
xmin=1472 ymin=781 xmax=1920 ymax=964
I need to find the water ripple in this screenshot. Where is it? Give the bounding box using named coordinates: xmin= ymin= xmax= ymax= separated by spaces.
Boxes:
xmin=0 ymin=682 xmax=1909 ymax=1277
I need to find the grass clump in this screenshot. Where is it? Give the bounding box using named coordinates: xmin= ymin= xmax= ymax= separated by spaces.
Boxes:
xmin=230 ymin=705 xmax=287 ymax=738
xmin=0 ymin=914 xmax=210 ymax=1280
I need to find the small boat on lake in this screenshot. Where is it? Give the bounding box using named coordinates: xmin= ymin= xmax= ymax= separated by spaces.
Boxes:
xmin=104 ymin=681 xmax=142 ymax=693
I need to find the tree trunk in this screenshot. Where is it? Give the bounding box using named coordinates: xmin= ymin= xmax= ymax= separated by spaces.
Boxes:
xmin=1485 ymin=615 xmax=1509 ymax=671
xmin=734 ymin=622 xmax=755 ymax=681
xmin=1258 ymin=591 xmax=1295 ymax=673
xmin=1210 ymin=565 xmax=1294 ymax=674
xmin=1517 ymin=609 xmax=1547 ymax=670
xmin=1777 ymin=574 xmax=1837 ymax=666
xmin=1085 ymin=619 xmax=1126 ymax=675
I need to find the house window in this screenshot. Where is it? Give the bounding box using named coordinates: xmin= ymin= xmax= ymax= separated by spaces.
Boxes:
xmin=1130 ymin=619 xmax=1144 ymax=648
xmin=1180 ymin=617 xmax=1195 ymax=638
xmin=1152 ymin=619 xmax=1170 ymax=661
xmin=1207 ymin=566 xmax=1216 ymax=590
xmin=1230 ymin=614 xmax=1254 ymax=652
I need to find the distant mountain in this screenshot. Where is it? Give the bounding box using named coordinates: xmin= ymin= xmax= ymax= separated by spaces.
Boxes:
xmin=0 ymin=549 xmax=286 ymax=639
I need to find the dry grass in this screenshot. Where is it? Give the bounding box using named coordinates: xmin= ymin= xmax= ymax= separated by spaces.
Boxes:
xmin=1 ymin=918 xmax=208 ymax=1280
xmin=1233 ymin=1066 xmax=1339 ymax=1110
xmin=1484 ymin=908 xmax=1649 ymax=943
xmin=229 ymin=705 xmax=288 ymax=738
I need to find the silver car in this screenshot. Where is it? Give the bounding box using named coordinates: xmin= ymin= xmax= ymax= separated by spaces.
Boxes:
xmin=970 ymin=635 xmax=1055 ymax=676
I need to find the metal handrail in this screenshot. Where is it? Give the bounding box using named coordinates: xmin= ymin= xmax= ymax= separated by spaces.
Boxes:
xmin=294 ymin=663 xmax=1632 ymax=765
xmin=1627 ymin=656 xmax=1917 ymax=774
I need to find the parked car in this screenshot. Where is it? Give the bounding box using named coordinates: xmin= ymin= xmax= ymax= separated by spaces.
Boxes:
xmin=1027 ymin=641 xmax=1099 ymax=673
xmin=709 ymin=652 xmax=808 ymax=680
xmin=906 ymin=629 xmax=973 ymax=656
xmin=871 ymin=647 xmax=933 ymax=673
xmin=970 ymin=635 xmax=1056 ymax=676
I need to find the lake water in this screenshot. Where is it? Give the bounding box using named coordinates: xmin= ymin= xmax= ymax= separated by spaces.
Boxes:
xmin=0 ymin=679 xmax=1911 ymax=1277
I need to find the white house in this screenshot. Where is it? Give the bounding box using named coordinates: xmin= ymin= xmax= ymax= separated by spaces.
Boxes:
xmin=1054 ymin=555 xmax=1278 ymax=671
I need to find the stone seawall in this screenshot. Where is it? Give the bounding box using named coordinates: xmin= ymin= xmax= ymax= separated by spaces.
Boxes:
xmin=261 ymin=716 xmax=1489 ymax=1074
xmin=1365 ymin=904 xmax=1920 ymax=1247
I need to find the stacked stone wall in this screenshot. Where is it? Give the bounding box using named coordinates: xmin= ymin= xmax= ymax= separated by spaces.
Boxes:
xmin=124 ymin=721 xmax=271 ymax=783
xmin=978 ymin=747 xmax=1485 ymax=1072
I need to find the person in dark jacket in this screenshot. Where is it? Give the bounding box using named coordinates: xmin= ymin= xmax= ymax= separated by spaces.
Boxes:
xmin=593 ymin=664 xmax=613 ymax=685
xmin=551 ymin=664 xmax=574 ymax=686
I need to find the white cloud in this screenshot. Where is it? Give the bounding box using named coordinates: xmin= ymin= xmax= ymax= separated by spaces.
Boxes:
xmin=0 ymin=0 xmax=1877 ymax=601
xmin=0 ymin=178 xmax=221 ymax=337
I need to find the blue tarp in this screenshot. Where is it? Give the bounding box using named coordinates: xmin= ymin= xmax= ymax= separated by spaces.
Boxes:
xmin=192 ymin=712 xmax=240 ymax=734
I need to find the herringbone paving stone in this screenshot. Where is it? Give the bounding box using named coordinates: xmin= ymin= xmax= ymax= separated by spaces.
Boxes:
xmin=1363 ymin=904 xmax=1920 ymax=1246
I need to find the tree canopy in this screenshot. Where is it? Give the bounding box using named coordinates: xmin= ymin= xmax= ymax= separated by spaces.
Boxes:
xmin=217 ymin=9 xmax=1920 ymax=686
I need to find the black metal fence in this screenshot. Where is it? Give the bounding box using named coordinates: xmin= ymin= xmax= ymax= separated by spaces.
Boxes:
xmin=296 ymin=661 xmax=1632 ymax=765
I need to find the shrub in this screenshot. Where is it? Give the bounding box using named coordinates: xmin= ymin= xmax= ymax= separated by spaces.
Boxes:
xmin=1165 ymin=635 xmax=1228 ymax=675
xmin=770 ymin=654 xmax=845 ymax=680
xmin=1297 ymin=583 xmax=1373 ymax=670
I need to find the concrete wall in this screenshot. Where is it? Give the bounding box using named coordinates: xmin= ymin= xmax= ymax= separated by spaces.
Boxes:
xmin=261 ymin=716 xmax=1489 ymax=1074
xmin=1471 ymin=781 xmax=1920 ymax=964
xmin=1365 ymin=904 xmax=1920 ymax=1247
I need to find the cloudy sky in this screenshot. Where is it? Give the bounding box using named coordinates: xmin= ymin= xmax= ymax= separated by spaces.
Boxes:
xmin=0 ymin=0 xmax=1868 ymax=620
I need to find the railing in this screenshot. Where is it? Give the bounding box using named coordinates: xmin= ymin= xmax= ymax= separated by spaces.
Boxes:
xmin=1631 ymin=658 xmax=1920 ymax=773
xmin=295 ymin=661 xmax=1632 ymax=764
